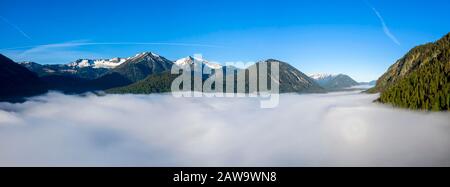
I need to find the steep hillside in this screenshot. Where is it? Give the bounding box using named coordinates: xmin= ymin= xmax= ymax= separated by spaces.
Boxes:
xmin=107 ymin=71 xmax=178 ymax=94
xmin=372 ymin=33 xmax=450 ymax=111
xmin=0 ymin=54 xmax=47 ymax=101
xmin=264 ymin=59 xmax=324 ymax=93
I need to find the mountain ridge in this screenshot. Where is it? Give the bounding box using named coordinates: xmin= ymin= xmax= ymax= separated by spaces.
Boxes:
xmin=0 ymin=54 xmax=47 ymax=101
xmin=19 ymin=56 xmax=130 ymax=80
xmin=108 ymin=59 xmax=324 ymax=94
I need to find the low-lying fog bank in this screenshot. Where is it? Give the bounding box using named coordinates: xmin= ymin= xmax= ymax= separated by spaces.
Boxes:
xmin=0 ymin=91 xmax=449 ymax=166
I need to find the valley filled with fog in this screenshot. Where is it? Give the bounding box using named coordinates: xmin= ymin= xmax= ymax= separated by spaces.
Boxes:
xmin=0 ymin=91 xmax=449 ymax=166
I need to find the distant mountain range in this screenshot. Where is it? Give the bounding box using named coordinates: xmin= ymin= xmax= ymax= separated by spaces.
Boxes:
xmin=309 ymin=73 xmax=359 ymax=90
xmin=369 ymin=32 xmax=450 ymax=111
xmin=1 ymin=52 xmax=331 ymax=101
xmin=359 ymin=80 xmax=377 ymax=86
xmin=109 ymin=59 xmax=324 ymax=94
xmin=19 ymin=57 xmax=126 ymax=80
xmin=308 ymin=73 xmax=375 ymax=91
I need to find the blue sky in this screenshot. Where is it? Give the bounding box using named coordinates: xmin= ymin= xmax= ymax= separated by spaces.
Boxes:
xmin=1 ymin=0 xmax=450 ymax=81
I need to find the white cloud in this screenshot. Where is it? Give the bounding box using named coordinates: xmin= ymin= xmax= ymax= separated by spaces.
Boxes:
xmin=0 ymin=91 xmax=449 ymax=166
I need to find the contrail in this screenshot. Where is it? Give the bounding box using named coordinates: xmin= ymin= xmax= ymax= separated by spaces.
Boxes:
xmin=364 ymin=1 xmax=401 ymax=46
xmin=0 ymin=41 xmax=226 ymax=51
xmin=0 ymin=15 xmax=32 ymax=40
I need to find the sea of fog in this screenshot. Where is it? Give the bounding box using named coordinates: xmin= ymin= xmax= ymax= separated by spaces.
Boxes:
xmin=0 ymin=91 xmax=449 ymax=166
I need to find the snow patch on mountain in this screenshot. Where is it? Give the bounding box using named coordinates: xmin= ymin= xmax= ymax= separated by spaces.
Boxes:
xmin=68 ymin=58 xmax=127 ymax=69
xmin=309 ymin=73 xmax=338 ymax=80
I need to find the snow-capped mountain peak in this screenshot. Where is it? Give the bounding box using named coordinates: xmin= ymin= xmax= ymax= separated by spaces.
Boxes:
xmin=175 ymin=56 xmax=222 ymax=69
xmin=174 ymin=56 xmax=195 ymax=66
xmin=133 ymin=52 xmax=160 ymax=58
